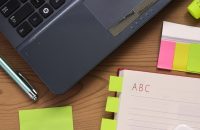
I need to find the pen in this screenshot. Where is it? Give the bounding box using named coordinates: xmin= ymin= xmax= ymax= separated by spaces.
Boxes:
xmin=0 ymin=57 xmax=38 ymax=101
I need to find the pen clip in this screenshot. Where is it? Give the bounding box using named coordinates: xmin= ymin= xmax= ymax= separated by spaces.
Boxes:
xmin=16 ymin=72 xmax=38 ymax=95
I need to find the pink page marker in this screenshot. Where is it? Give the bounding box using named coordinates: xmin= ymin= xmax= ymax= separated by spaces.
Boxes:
xmin=157 ymin=40 xmax=176 ymax=70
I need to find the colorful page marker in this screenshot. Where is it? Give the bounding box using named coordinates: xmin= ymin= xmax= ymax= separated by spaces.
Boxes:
xmin=102 ymin=76 xmax=121 ymax=130
xmin=106 ymin=97 xmax=119 ymax=113
xmin=101 ymin=118 xmax=117 ymax=130
xmin=187 ymin=44 xmax=200 ymax=73
xmin=19 ymin=106 xmax=74 ymax=130
xmin=158 ymin=22 xmax=200 ymax=74
xmin=109 ymin=76 xmax=123 ymax=92
xmin=157 ymin=40 xmax=176 ymax=70
xmin=173 ymin=43 xmax=190 ymax=71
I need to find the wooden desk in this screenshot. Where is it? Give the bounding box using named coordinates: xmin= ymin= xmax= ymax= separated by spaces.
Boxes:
xmin=0 ymin=1 xmax=199 ymax=130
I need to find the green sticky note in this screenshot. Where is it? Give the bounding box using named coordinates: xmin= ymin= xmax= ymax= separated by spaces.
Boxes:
xmin=188 ymin=0 xmax=200 ymax=19
xmin=19 ymin=106 xmax=74 ymax=130
xmin=109 ymin=76 xmax=123 ymax=92
xmin=173 ymin=43 xmax=190 ymax=71
xmin=187 ymin=44 xmax=200 ymax=73
xmin=101 ymin=118 xmax=117 ymax=130
xmin=106 ymin=97 xmax=119 ymax=113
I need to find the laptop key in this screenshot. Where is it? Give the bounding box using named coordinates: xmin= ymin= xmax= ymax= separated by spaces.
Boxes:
xmin=31 ymin=0 xmax=45 ymax=8
xmin=17 ymin=21 xmax=32 ymax=37
xmin=39 ymin=4 xmax=54 ymax=18
xmin=20 ymin=0 xmax=28 ymax=3
xmin=9 ymin=3 xmax=34 ymax=27
xmin=28 ymin=13 xmax=43 ymax=27
xmin=0 ymin=0 xmax=20 ymax=17
xmin=0 ymin=0 xmax=8 ymax=7
xmin=50 ymin=0 xmax=66 ymax=9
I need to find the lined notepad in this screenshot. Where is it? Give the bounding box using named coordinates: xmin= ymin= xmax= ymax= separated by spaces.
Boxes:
xmin=157 ymin=21 xmax=200 ymax=74
xmin=101 ymin=70 xmax=200 ymax=130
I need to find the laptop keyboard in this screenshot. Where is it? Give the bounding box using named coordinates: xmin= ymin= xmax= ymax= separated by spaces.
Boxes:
xmin=0 ymin=0 xmax=66 ymax=37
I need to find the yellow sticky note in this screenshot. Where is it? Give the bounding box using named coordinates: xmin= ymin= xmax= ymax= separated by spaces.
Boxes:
xmin=106 ymin=97 xmax=119 ymax=113
xmin=19 ymin=106 xmax=74 ymax=130
xmin=173 ymin=43 xmax=190 ymax=71
xmin=101 ymin=118 xmax=117 ymax=130
xmin=109 ymin=76 xmax=123 ymax=92
xmin=188 ymin=0 xmax=200 ymax=19
xmin=187 ymin=44 xmax=200 ymax=73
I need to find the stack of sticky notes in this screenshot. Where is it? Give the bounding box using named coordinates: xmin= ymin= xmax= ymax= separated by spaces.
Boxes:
xmin=19 ymin=106 xmax=74 ymax=130
xmin=158 ymin=21 xmax=200 ymax=73
xmin=188 ymin=0 xmax=200 ymax=19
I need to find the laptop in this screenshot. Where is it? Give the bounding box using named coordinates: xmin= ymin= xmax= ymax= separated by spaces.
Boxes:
xmin=0 ymin=0 xmax=171 ymax=94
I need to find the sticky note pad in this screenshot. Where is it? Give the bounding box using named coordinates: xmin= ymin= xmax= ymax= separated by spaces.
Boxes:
xmin=157 ymin=40 xmax=176 ymax=70
xmin=19 ymin=106 xmax=74 ymax=130
xmin=109 ymin=76 xmax=123 ymax=92
xmin=101 ymin=118 xmax=117 ymax=130
xmin=106 ymin=97 xmax=119 ymax=113
xmin=187 ymin=44 xmax=200 ymax=73
xmin=173 ymin=43 xmax=190 ymax=71
xmin=188 ymin=0 xmax=200 ymax=19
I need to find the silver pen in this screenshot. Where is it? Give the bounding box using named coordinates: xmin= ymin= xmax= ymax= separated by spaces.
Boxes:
xmin=0 ymin=57 xmax=38 ymax=101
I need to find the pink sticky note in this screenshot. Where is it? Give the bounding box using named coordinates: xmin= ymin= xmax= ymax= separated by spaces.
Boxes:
xmin=157 ymin=40 xmax=176 ymax=70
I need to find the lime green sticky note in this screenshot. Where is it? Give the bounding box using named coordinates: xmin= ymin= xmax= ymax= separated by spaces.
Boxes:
xmin=188 ymin=0 xmax=200 ymax=19
xmin=187 ymin=44 xmax=200 ymax=73
xmin=173 ymin=43 xmax=190 ymax=71
xmin=101 ymin=118 xmax=117 ymax=130
xmin=106 ymin=97 xmax=119 ymax=113
xmin=19 ymin=106 xmax=74 ymax=130
xmin=109 ymin=76 xmax=123 ymax=92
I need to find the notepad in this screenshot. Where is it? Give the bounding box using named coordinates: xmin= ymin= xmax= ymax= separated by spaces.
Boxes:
xmin=101 ymin=70 xmax=200 ymax=130
xmin=157 ymin=21 xmax=200 ymax=74
xmin=19 ymin=106 xmax=74 ymax=130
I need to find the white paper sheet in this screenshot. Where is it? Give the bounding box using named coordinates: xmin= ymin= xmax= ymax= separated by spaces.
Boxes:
xmin=117 ymin=70 xmax=200 ymax=130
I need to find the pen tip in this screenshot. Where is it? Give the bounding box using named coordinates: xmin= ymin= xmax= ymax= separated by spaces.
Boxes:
xmin=32 ymin=95 xmax=38 ymax=102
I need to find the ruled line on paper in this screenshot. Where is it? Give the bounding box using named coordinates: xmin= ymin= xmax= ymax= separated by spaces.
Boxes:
xmin=129 ymin=107 xmax=200 ymax=118
xmin=131 ymin=95 xmax=200 ymax=105
xmin=128 ymin=113 xmax=200 ymax=124
xmin=128 ymin=118 xmax=176 ymax=126
xmin=128 ymin=124 xmax=166 ymax=130
xmin=127 ymin=117 xmax=200 ymax=129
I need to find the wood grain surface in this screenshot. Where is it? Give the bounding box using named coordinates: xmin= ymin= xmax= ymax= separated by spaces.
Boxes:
xmin=0 ymin=1 xmax=200 ymax=130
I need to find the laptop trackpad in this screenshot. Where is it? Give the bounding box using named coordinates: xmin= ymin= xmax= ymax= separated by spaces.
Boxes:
xmin=84 ymin=0 xmax=141 ymax=29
